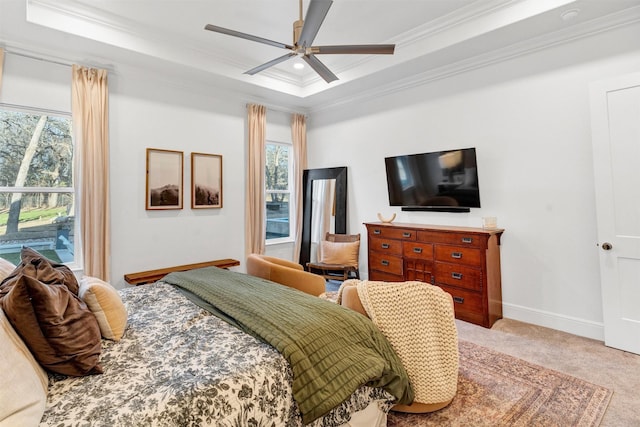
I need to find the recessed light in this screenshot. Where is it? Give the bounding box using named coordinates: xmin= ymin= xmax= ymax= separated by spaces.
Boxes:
xmin=560 ymin=8 xmax=580 ymax=21
xmin=293 ymin=62 xmax=304 ymax=70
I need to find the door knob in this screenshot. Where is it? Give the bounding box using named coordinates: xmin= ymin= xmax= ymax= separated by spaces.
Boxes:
xmin=601 ymin=242 xmax=613 ymax=250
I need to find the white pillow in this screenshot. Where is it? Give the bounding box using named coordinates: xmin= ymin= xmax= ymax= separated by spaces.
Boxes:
xmin=79 ymin=276 xmax=128 ymax=341
xmin=0 ymin=308 xmax=48 ymax=426
xmin=0 ymin=257 xmax=16 ymax=282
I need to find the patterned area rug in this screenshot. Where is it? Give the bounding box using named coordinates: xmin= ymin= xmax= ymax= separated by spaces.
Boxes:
xmin=388 ymin=340 xmax=612 ymax=427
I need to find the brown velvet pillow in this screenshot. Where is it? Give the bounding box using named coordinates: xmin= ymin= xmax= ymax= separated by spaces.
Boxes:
xmin=0 ymin=251 xmax=103 ymax=377
xmin=19 ymin=247 xmax=79 ymax=295
xmin=0 ymin=272 xmax=102 ymax=376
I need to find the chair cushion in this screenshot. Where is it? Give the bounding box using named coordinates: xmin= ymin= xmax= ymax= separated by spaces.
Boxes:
xmin=0 ymin=308 xmax=48 ymax=426
xmin=79 ymin=276 xmax=128 ymax=341
xmin=320 ymin=240 xmax=359 ymax=267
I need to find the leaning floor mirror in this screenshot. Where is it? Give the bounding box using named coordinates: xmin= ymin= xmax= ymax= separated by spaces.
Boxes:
xmin=299 ymin=167 xmax=347 ymax=268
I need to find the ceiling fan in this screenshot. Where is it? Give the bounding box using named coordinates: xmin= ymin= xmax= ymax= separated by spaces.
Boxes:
xmin=204 ymin=0 xmax=395 ymax=83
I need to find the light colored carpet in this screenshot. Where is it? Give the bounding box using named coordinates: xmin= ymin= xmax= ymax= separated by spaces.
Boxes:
xmin=388 ymin=339 xmax=612 ymax=426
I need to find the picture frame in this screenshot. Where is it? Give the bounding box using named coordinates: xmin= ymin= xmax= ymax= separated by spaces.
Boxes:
xmin=191 ymin=152 xmax=223 ymax=209
xmin=145 ymin=148 xmax=184 ymax=210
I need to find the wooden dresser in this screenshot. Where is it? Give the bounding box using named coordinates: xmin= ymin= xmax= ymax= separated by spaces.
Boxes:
xmin=364 ymin=222 xmax=504 ymax=328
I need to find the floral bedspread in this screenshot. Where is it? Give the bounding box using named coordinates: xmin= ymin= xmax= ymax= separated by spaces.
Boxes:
xmin=40 ymin=282 xmax=393 ymax=427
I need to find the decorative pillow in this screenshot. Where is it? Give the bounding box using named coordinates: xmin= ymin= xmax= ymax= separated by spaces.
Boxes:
xmin=320 ymin=240 xmax=360 ymax=267
xmin=19 ymin=247 xmax=79 ymax=295
xmin=0 ymin=272 xmax=103 ymax=376
xmin=0 ymin=308 xmax=48 ymax=426
xmin=0 ymin=257 xmax=16 ymax=283
xmin=79 ymin=276 xmax=128 ymax=341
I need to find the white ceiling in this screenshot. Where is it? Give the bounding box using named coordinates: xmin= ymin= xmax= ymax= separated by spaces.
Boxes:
xmin=3 ymin=0 xmax=640 ymax=110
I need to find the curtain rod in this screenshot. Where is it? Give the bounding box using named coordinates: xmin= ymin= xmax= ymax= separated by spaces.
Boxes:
xmin=245 ymin=102 xmax=308 ymax=117
xmin=3 ymin=47 xmax=114 ymax=72
xmin=4 ymin=48 xmax=73 ymax=68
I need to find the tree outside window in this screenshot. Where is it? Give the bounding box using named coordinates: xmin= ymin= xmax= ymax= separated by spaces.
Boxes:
xmin=0 ymin=107 xmax=76 ymax=265
xmin=265 ymin=142 xmax=293 ymax=242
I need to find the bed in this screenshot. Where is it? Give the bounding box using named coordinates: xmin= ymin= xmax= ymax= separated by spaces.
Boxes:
xmin=0 ymin=253 xmax=412 ymax=427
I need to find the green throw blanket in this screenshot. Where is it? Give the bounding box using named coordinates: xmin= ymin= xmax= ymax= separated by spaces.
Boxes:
xmin=162 ymin=266 xmax=413 ymax=424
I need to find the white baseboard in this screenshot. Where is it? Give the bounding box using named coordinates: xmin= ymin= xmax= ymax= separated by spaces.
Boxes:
xmin=503 ymin=302 xmax=605 ymax=341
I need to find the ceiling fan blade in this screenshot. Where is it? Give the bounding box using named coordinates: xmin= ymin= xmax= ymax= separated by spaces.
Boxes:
xmin=312 ymin=44 xmax=396 ymax=55
xmin=302 ymin=54 xmax=338 ymax=83
xmin=204 ymin=24 xmax=293 ymax=50
xmin=298 ymin=0 xmax=333 ymax=48
xmin=244 ymin=53 xmax=297 ymax=75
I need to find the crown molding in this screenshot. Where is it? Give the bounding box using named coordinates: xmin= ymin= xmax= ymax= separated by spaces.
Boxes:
xmin=309 ymin=5 xmax=640 ymax=114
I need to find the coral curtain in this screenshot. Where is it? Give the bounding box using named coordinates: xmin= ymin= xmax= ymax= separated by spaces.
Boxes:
xmin=291 ymin=113 xmax=308 ymax=262
xmin=71 ymin=65 xmax=110 ymax=280
xmin=246 ymin=104 xmax=266 ymax=256
xmin=0 ymin=48 xmax=4 ymax=93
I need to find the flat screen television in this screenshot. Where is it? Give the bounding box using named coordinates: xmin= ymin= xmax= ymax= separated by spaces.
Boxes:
xmin=384 ymin=147 xmax=481 ymax=212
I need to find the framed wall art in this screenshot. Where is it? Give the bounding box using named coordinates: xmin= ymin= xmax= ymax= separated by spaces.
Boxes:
xmin=145 ymin=148 xmax=184 ymax=210
xmin=191 ymin=152 xmax=223 ymax=209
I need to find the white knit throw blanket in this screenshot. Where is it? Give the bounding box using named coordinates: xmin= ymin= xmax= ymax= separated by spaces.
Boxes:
xmin=351 ymin=280 xmax=459 ymax=404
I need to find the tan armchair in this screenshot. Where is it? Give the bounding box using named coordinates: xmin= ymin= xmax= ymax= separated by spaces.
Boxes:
xmin=246 ymin=254 xmax=326 ymax=297
xmin=339 ymin=280 xmax=459 ymax=413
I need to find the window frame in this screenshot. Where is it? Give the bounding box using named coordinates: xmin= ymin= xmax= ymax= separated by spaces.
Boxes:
xmin=0 ymin=103 xmax=82 ymax=270
xmin=265 ymin=140 xmax=294 ymax=245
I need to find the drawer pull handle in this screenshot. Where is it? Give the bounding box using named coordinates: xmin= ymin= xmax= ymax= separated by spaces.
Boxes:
xmin=451 ymin=252 xmax=463 ymax=259
xmin=453 ymin=296 xmax=465 ymax=304
xmin=452 ymin=272 xmax=463 ymax=280
xmin=373 ymin=229 xmax=381 ymax=235
xmin=462 ymin=237 xmax=473 ymax=244
xmin=381 ymin=260 xmax=390 ymax=266
xmin=403 ymin=232 xmax=411 ymax=238
xmin=381 ymin=243 xmax=390 ymax=249
xmin=413 ymin=247 xmax=422 ymax=254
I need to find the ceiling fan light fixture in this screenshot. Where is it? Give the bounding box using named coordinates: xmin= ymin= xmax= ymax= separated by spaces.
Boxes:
xmin=293 ymin=62 xmax=305 ymax=70
xmin=204 ymin=0 xmax=395 ymax=83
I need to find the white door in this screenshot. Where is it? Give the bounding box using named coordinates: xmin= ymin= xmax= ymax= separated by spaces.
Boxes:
xmin=590 ymin=72 xmax=640 ymax=355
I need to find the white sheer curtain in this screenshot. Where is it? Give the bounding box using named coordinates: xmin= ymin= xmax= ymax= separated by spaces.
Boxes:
xmin=71 ymin=65 xmax=110 ymax=280
xmin=291 ymin=113 xmax=307 ymax=262
xmin=246 ymin=104 xmax=266 ymax=256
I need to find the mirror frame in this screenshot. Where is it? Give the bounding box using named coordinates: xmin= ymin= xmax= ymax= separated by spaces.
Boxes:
xmin=299 ymin=167 xmax=348 ymax=268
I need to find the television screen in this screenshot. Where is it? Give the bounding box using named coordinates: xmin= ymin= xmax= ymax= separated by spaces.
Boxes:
xmin=385 ymin=148 xmax=481 ymax=210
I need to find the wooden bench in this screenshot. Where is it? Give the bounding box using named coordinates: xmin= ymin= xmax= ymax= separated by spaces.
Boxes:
xmin=124 ymin=258 xmax=240 ymax=285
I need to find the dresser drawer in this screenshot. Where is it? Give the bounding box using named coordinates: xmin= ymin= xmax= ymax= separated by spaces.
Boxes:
xmin=369 ymin=227 xmax=416 ymax=241
xmin=405 ymin=259 xmax=433 ymax=283
xmin=435 ymin=245 xmax=482 ymax=266
xmin=369 ymin=252 xmax=403 ymax=276
xmin=369 ymin=270 xmax=404 ymax=282
xmin=438 ymin=285 xmax=485 ymax=325
xmin=369 ymin=236 xmax=403 ymax=255
xmin=402 ymin=241 xmax=433 ymax=260
xmin=434 ymin=262 xmax=482 ymax=291
xmin=417 ymin=231 xmax=484 ymax=248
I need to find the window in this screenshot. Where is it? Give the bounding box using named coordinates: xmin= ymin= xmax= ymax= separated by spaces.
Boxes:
xmin=0 ymin=106 xmax=77 ymax=266
xmin=265 ymin=141 xmax=293 ymax=243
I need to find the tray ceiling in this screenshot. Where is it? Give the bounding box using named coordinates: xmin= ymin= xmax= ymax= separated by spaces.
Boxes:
xmin=2 ymin=0 xmax=640 ymax=109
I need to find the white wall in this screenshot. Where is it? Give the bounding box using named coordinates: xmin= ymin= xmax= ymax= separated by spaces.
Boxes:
xmin=108 ymin=69 xmax=249 ymax=287
xmin=307 ymin=23 xmax=640 ymax=340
